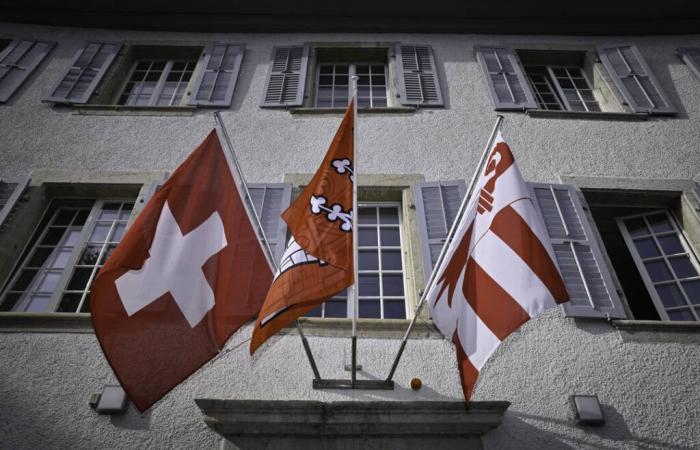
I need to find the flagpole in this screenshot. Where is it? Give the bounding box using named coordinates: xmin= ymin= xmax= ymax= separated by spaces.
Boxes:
xmin=350 ymin=76 xmax=359 ymax=385
xmin=213 ymin=112 xmax=322 ymax=382
xmin=384 ymin=114 xmax=505 ymax=384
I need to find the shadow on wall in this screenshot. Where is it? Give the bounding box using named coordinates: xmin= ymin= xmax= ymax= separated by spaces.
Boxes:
xmin=487 ymin=405 xmax=696 ymax=450
xmin=109 ymin=404 xmax=152 ymax=431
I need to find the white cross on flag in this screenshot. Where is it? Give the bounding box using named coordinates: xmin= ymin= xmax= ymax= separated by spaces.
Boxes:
xmin=91 ymin=130 xmax=273 ymax=412
xmin=426 ymin=132 xmax=569 ymax=400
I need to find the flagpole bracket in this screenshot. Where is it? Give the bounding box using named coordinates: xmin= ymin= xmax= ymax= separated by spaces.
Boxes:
xmin=312 ymin=379 xmax=395 ymax=390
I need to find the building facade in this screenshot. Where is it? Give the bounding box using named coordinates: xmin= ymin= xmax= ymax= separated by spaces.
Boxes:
xmin=1 ymin=3 xmax=699 ymax=449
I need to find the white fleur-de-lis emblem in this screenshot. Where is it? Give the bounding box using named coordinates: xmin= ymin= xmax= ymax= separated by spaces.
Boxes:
xmin=310 ymin=195 xmax=353 ymax=232
xmin=332 ymin=158 xmax=354 ymax=183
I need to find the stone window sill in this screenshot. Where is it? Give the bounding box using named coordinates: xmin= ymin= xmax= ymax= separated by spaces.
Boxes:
xmin=71 ymin=104 xmax=196 ymax=116
xmin=526 ymin=109 xmax=649 ymax=121
xmin=283 ymin=317 xmax=443 ymax=339
xmin=289 ymin=106 xmax=416 ymax=115
xmin=0 ymin=313 xmax=93 ymax=333
xmin=612 ymin=319 xmax=700 ymax=343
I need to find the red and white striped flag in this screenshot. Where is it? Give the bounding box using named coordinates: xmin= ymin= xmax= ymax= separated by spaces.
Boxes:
xmin=427 ymin=132 xmax=569 ymax=400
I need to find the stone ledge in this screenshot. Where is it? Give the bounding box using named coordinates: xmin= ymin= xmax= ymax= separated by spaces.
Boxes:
xmin=284 ymin=318 xmax=443 ymax=339
xmin=72 ymin=104 xmax=196 ymax=116
xmin=196 ymin=399 xmax=510 ymax=437
xmin=290 ymin=107 xmax=417 ymax=115
xmin=0 ymin=313 xmax=93 ymax=333
xmin=613 ymin=319 xmax=700 ymax=344
xmin=526 ymin=109 xmax=649 ymax=121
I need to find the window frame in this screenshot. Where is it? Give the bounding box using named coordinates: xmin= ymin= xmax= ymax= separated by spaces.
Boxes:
xmin=314 ymin=62 xmax=389 ymax=109
xmin=309 ymin=201 xmax=409 ymax=320
xmin=545 ymin=65 xmax=601 ymax=112
xmin=116 ymin=58 xmax=198 ymax=107
xmin=617 ymin=209 xmax=700 ymax=322
xmin=0 ymin=197 xmax=135 ymax=313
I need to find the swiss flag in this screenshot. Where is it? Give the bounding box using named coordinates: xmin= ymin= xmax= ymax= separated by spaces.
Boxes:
xmin=91 ymin=130 xmax=273 ymax=412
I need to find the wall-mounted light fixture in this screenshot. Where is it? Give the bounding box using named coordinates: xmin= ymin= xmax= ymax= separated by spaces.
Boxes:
xmin=89 ymin=385 xmax=129 ymax=415
xmin=570 ymin=395 xmax=605 ymax=425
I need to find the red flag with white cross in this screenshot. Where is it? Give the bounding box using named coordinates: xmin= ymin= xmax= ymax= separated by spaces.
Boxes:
xmin=91 ymin=130 xmax=273 ymax=412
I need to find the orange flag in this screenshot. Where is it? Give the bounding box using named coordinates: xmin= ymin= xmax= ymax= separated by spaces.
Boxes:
xmin=250 ymin=102 xmax=354 ymax=354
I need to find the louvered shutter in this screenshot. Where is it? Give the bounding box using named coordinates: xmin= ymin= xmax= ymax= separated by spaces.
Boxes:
xmin=475 ymin=46 xmax=537 ymax=111
xmin=189 ymin=43 xmax=245 ymax=107
xmin=528 ymin=183 xmax=627 ymax=319
xmin=597 ymin=44 xmax=676 ymax=115
xmin=414 ymin=180 xmax=467 ymax=283
xmin=0 ymin=176 xmax=29 ymax=228
xmin=260 ymin=46 xmax=309 ymax=108
xmin=247 ymin=183 xmax=292 ymax=262
xmin=0 ymin=39 xmax=55 ymax=103
xmin=45 ymin=41 xmax=121 ymax=104
xmin=678 ymin=46 xmax=700 ymax=81
xmin=395 ymin=44 xmax=444 ymax=106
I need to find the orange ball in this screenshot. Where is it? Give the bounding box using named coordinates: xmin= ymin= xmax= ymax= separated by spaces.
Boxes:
xmin=410 ymin=378 xmax=422 ymax=390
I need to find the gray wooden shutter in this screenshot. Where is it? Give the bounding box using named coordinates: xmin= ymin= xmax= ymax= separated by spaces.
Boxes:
xmin=597 ymin=44 xmax=676 ymax=115
xmin=189 ymin=43 xmax=245 ymax=107
xmin=0 ymin=176 xmax=29 ymax=228
xmin=475 ymin=46 xmax=537 ymax=111
xmin=260 ymin=45 xmax=308 ymax=108
xmin=678 ymin=46 xmax=700 ymax=81
xmin=395 ymin=44 xmax=444 ymax=106
xmin=528 ymin=183 xmax=626 ymax=319
xmin=247 ymin=183 xmax=292 ymax=262
xmin=45 ymin=41 xmax=121 ymax=104
xmin=414 ymin=180 xmax=467 ymax=283
xmin=0 ymin=39 xmax=55 ymax=103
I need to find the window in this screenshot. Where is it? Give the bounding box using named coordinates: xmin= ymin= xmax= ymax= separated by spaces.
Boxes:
xmin=45 ymin=42 xmax=244 ymax=108
xmin=316 ymin=63 xmax=387 ymax=108
xmin=0 ymin=38 xmax=55 ymax=103
xmin=0 ymin=199 xmax=134 ymax=313
xmin=525 ymin=66 xmax=600 ymax=112
xmin=307 ymin=203 xmax=407 ymax=319
xmin=476 ymin=45 xmax=676 ymax=115
xmin=618 ymin=210 xmax=700 ymax=321
xmin=117 ymin=60 xmax=196 ymax=106
xmin=260 ymin=44 xmax=444 ymax=108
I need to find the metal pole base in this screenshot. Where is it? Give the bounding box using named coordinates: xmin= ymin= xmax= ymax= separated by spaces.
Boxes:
xmin=313 ymin=379 xmax=395 ymax=390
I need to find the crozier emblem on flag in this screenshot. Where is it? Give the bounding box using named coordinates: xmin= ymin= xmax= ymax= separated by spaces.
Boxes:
xmin=427 ymin=132 xmax=569 ymax=400
xmin=250 ymin=102 xmax=355 ymax=354
xmin=91 ymin=130 xmax=273 ymax=412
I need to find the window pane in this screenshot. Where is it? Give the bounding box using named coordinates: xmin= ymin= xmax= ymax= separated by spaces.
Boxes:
xmin=633 ymin=238 xmax=660 ymax=259
xmin=99 ymin=203 xmax=120 ymax=220
xmin=54 ymin=209 xmax=75 ymax=226
xmin=657 ymin=234 xmax=684 ymax=255
xmin=58 ymin=293 xmax=82 ymax=312
xmin=379 ymin=208 xmax=399 ymax=224
xmin=359 ymin=250 xmax=378 ymax=270
xmin=667 ymin=308 xmax=695 ymax=321
xmin=23 ymin=294 xmax=51 ymax=313
xmin=381 ymin=250 xmax=403 ymax=270
xmin=358 ymin=300 xmax=380 ymax=318
xmin=669 ymin=256 xmax=698 ymax=279
xmin=384 ymin=300 xmax=405 ymax=319
xmin=67 ymin=267 xmax=93 ymax=291
xmin=28 ymin=248 xmax=53 ymax=268
xmin=359 ymin=208 xmax=376 ymax=224
xmin=306 ymin=305 xmax=322 ymax=317
xmin=383 ymin=274 xmax=404 ymax=296
xmin=656 ymin=284 xmax=687 ymax=308
xmin=12 ymin=269 xmax=38 ymax=291
xmin=380 ymin=228 xmax=400 ymax=246
xmin=358 ymin=228 xmax=378 ymax=246
xmin=41 ymin=228 xmax=65 ymax=245
xmin=90 ymin=223 xmax=111 ymax=243
xmin=644 ymin=260 xmax=673 ymax=282
xmin=324 ymin=300 xmax=347 ymax=318
xmin=36 ymin=271 xmax=61 ymax=293
xmin=625 ymin=217 xmax=649 ymax=237
xmin=682 ymin=280 xmax=700 ymax=304
xmin=359 ymin=274 xmax=380 ymax=296
xmin=79 ymin=245 xmax=102 ymax=265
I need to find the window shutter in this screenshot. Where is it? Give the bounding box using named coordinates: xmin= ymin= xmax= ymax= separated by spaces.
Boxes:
xmin=678 ymin=46 xmax=700 ymax=81
xmin=0 ymin=176 xmax=29 ymax=228
xmin=597 ymin=44 xmax=676 ymax=115
xmin=395 ymin=44 xmax=444 ymax=107
xmin=0 ymin=39 xmax=55 ymax=103
xmin=475 ymin=46 xmax=537 ymax=111
xmin=45 ymin=41 xmax=121 ymax=104
xmin=247 ymin=183 xmax=292 ymax=262
xmin=528 ymin=183 xmax=627 ymax=319
xmin=189 ymin=43 xmax=245 ymax=107
xmin=414 ymin=180 xmax=467 ymax=283
xmin=260 ymin=45 xmax=309 ymax=108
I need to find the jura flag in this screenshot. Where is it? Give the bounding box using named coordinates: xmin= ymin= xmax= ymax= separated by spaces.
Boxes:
xmin=427 ymin=132 xmax=569 ymax=400
xmin=91 ymin=130 xmax=273 ymax=412
xmin=250 ymin=102 xmax=355 ymax=354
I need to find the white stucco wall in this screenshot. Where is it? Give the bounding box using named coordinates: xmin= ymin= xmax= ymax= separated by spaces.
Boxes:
xmin=0 ymin=21 xmax=699 ymax=450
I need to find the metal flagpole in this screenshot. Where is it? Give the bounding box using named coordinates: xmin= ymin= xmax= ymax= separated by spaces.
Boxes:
xmin=384 ymin=114 xmax=505 ymax=383
xmin=214 ymin=111 xmax=322 ymax=382
xmin=350 ymin=76 xmax=359 ymax=385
